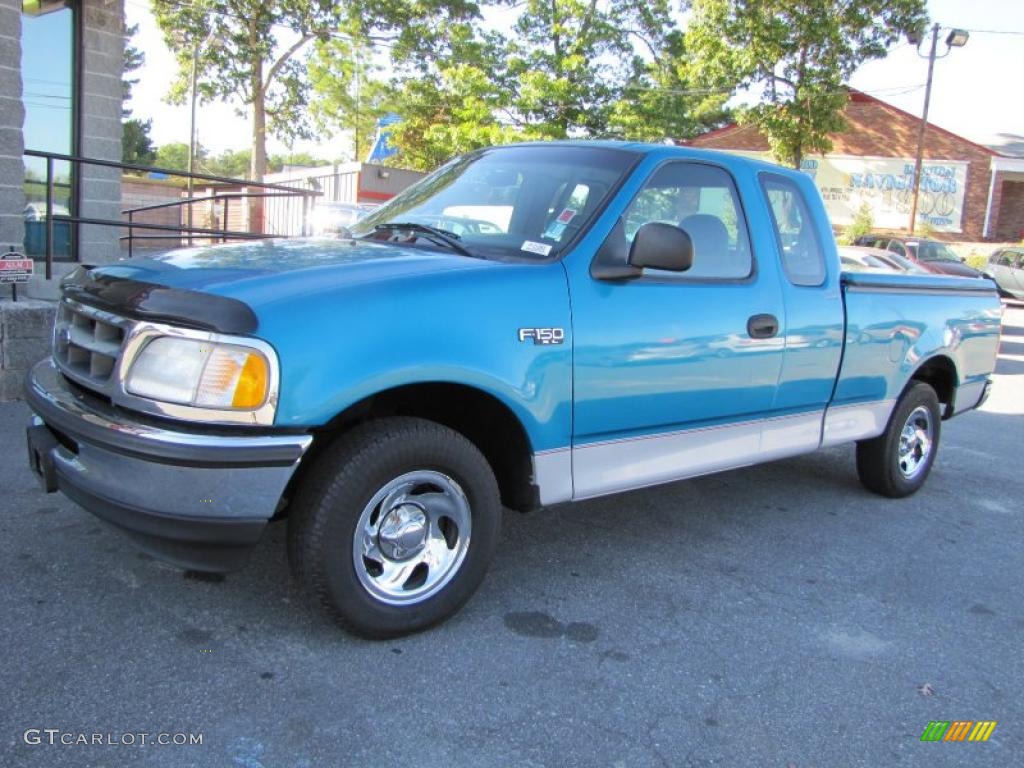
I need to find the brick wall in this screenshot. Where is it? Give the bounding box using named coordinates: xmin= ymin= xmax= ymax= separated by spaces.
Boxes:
xmin=688 ymin=91 xmax=998 ymax=240
xmin=994 ymin=181 xmax=1024 ymax=241
xmin=121 ymin=175 xmax=187 ymax=252
xmin=0 ymin=0 xmax=25 ymax=255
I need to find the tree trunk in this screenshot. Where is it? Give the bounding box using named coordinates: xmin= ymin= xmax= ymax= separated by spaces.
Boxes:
xmin=250 ymin=61 xmax=267 ymax=182
xmin=249 ymin=59 xmax=266 ymax=234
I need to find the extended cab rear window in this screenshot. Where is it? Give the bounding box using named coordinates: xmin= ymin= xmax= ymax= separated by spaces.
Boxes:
xmin=761 ymin=174 xmax=826 ymax=287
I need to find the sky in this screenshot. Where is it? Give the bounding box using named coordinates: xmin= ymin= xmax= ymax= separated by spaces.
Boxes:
xmin=123 ymin=0 xmax=1024 ymax=159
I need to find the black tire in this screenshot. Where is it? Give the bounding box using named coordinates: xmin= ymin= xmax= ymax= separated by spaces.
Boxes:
xmin=288 ymin=417 xmax=502 ymax=638
xmin=856 ymin=381 xmax=942 ymax=498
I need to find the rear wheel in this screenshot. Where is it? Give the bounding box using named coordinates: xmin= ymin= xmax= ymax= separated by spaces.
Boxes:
xmin=856 ymin=381 xmax=941 ymax=498
xmin=288 ymin=417 xmax=502 ymax=638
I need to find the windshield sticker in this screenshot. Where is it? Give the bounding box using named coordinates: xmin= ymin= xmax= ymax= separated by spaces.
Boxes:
xmin=542 ymin=222 xmax=566 ymax=240
xmin=542 ymin=208 xmax=578 ymax=241
xmin=521 ymin=240 xmax=553 ymax=256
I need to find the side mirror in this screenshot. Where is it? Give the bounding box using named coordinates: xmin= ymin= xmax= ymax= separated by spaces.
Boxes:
xmin=629 ymin=222 xmax=693 ymax=272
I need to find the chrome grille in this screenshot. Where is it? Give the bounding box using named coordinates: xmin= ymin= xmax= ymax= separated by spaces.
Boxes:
xmin=53 ymin=300 xmax=132 ymax=396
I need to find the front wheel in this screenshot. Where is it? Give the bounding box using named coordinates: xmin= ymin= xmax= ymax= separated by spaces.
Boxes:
xmin=288 ymin=417 xmax=502 ymax=638
xmin=856 ymin=381 xmax=941 ymax=498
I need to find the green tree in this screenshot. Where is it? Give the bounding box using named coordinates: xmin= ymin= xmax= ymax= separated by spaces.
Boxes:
xmin=381 ymin=25 xmax=525 ymax=170
xmin=308 ymin=0 xmax=733 ymax=171
xmin=123 ymin=118 xmax=157 ymax=166
xmin=123 ymin=22 xmax=144 ymax=118
xmin=686 ymin=0 xmax=927 ymax=167
xmin=310 ymin=37 xmax=394 ymax=162
xmin=269 ymin=151 xmax=327 ymax=171
xmin=608 ymin=30 xmax=731 ymax=141
xmin=152 ymin=0 xmax=482 ymax=181
xmin=121 ymin=21 xmax=156 ymax=167
xmin=507 ymin=0 xmax=675 ymax=138
xmin=155 ymin=142 xmax=204 ymax=173
xmin=204 ymin=148 xmax=252 ymax=179
xmin=386 ymin=63 xmax=525 ymax=171
xmin=152 ymin=1 xmax=350 ymax=181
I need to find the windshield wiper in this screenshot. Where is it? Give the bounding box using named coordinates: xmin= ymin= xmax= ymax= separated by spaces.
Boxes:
xmin=369 ymin=222 xmax=477 ymax=258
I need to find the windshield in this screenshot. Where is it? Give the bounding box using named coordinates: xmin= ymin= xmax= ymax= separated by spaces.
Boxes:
xmin=916 ymin=240 xmax=960 ymax=262
xmin=350 ymin=145 xmax=638 ymax=260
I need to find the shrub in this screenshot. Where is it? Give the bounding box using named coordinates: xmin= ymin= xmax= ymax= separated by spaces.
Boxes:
xmin=838 ymin=202 xmax=874 ymax=245
xmin=964 ymin=252 xmax=990 ymax=271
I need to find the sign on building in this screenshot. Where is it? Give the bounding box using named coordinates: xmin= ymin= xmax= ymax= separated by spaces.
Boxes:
xmin=732 ymin=151 xmax=969 ymax=233
xmin=0 ymin=252 xmax=34 ymax=284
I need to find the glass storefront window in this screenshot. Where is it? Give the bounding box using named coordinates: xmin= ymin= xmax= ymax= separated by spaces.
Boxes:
xmin=21 ymin=0 xmax=75 ymax=259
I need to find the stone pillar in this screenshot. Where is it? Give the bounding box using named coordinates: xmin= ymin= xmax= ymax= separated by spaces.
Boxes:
xmin=77 ymin=0 xmax=125 ymax=264
xmin=0 ymin=0 xmax=25 ymax=256
xmin=0 ymin=299 xmax=56 ymax=401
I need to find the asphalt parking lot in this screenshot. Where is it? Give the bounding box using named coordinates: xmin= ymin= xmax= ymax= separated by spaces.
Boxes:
xmin=2 ymin=306 xmax=1022 ymax=768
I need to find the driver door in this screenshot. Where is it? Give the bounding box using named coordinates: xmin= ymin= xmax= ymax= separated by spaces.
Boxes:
xmin=568 ymin=161 xmax=787 ymax=499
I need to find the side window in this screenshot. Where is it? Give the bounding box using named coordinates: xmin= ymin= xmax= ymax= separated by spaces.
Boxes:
xmin=620 ymin=163 xmax=752 ymax=279
xmin=1013 ymin=251 xmax=1024 ymax=269
xmin=761 ymin=175 xmax=827 ymax=287
xmin=998 ymin=251 xmax=1014 ymax=267
xmin=888 ymin=241 xmax=907 ymax=257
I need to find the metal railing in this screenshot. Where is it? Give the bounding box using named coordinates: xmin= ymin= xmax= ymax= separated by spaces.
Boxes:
xmin=23 ymin=149 xmax=322 ymax=279
xmin=123 ymin=190 xmax=318 ymax=259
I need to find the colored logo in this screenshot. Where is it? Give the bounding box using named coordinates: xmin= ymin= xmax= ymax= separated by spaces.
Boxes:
xmin=920 ymin=721 xmax=997 ymax=742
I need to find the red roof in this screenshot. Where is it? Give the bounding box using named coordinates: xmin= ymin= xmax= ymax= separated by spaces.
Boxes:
xmin=683 ymin=88 xmax=999 ymax=157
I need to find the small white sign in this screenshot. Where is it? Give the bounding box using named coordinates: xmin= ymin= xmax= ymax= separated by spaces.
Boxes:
xmin=520 ymin=240 xmax=552 ymax=257
xmin=0 ymin=252 xmax=33 ymax=284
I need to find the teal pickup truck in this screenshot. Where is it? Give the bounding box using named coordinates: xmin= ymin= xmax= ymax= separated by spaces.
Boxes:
xmin=25 ymin=142 xmax=1002 ymax=637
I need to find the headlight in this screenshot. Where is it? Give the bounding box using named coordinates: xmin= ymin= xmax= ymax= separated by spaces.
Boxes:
xmin=125 ymin=337 xmax=272 ymax=411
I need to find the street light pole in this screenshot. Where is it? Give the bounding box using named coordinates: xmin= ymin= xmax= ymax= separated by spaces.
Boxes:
xmin=908 ymin=23 xmax=939 ymax=235
xmin=907 ymin=24 xmax=969 ymax=234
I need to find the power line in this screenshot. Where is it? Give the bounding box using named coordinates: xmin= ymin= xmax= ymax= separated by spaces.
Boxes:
xmin=22 ymin=76 xmax=73 ymax=87
xmin=22 ymin=102 xmax=72 ymax=111
xmin=961 ymin=28 xmax=1024 ymax=35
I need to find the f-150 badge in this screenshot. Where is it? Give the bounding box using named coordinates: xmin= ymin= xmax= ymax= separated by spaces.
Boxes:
xmin=518 ymin=328 xmax=565 ymax=345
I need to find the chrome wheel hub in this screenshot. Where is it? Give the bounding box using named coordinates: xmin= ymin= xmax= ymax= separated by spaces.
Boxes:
xmin=377 ymin=504 xmax=428 ymax=560
xmin=898 ymin=405 xmax=934 ymax=479
xmin=353 ymin=470 xmax=472 ymax=605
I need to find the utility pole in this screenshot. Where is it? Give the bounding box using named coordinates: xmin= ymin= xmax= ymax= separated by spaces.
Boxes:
xmin=907 ymin=24 xmax=969 ymax=234
xmin=187 ymin=42 xmax=200 ymax=244
xmin=908 ymin=23 xmax=938 ymax=235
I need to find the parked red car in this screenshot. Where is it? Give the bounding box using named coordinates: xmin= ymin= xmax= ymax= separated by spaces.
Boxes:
xmin=854 ymin=235 xmax=983 ymax=278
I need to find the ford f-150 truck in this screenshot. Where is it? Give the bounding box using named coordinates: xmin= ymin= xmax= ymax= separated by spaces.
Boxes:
xmin=25 ymin=142 xmax=1002 ymax=637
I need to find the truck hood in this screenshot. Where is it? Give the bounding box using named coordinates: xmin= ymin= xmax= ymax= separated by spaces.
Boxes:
xmin=89 ymin=238 xmax=499 ymax=299
xmin=63 ymin=237 xmax=572 ymax=432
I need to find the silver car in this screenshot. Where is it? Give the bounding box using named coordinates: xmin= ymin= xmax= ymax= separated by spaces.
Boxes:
xmin=984 ymin=248 xmax=1024 ymax=300
xmin=310 ymin=201 xmax=378 ymax=236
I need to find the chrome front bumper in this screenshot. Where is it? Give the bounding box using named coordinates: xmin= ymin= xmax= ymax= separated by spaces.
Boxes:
xmin=25 ymin=359 xmax=313 ymax=571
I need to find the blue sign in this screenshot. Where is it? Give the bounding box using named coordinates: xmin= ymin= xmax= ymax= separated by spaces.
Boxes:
xmin=366 ymin=114 xmax=401 ymax=163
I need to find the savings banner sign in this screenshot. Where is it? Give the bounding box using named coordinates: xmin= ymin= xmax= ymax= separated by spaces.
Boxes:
xmin=732 ymin=151 xmax=968 ymax=233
